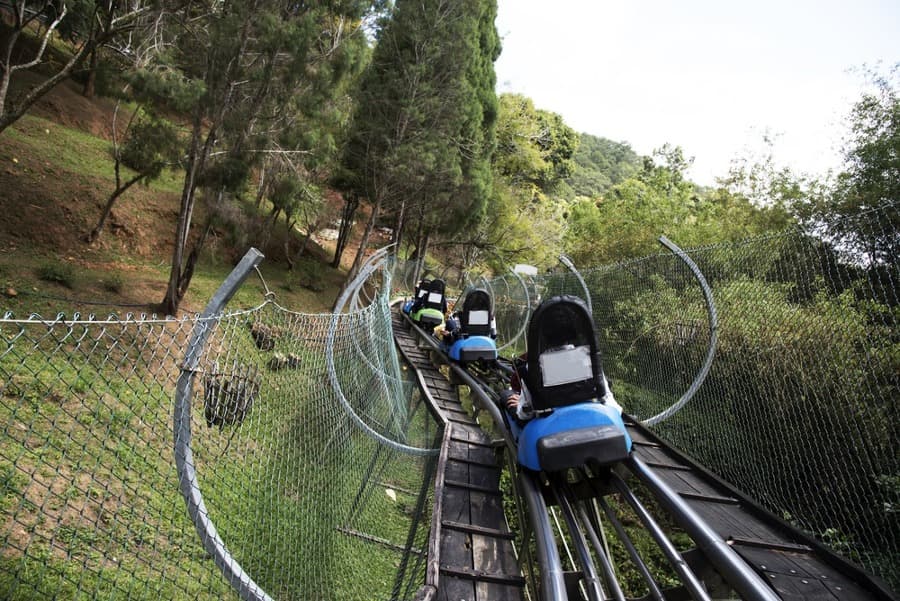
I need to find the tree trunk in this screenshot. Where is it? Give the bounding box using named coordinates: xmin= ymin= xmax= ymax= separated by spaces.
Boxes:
xmin=299 ymin=225 xmax=314 ymax=258
xmin=86 ymin=174 xmax=145 ymax=243
xmin=392 ymin=198 xmax=406 ymax=253
xmin=255 ymin=162 xmax=268 ymax=208
xmin=334 ymin=194 xmax=382 ymax=310
xmin=284 ymin=217 xmax=296 ymax=270
xmin=332 ymin=192 xmax=359 ymax=268
xmin=176 ymin=217 xmax=214 ymax=301
xmin=82 ymin=47 xmax=98 ymax=99
xmin=162 ymin=115 xmax=208 ymax=315
xmin=409 ymin=219 xmax=426 ymax=285
xmin=0 ymin=28 xmax=95 ymax=135
xmin=418 ymin=230 xmax=431 ymax=282
xmin=348 ymin=194 xmax=382 ymax=279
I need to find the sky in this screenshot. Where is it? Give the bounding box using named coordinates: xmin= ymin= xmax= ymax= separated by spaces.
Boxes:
xmin=494 ymin=0 xmax=900 ymax=186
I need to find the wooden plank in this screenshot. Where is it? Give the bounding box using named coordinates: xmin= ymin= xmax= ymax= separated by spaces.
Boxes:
xmin=686 ymin=500 xmax=794 ymax=544
xmin=470 ymin=491 xmax=507 ymax=530
xmin=734 ymin=546 xmax=874 ymax=601
xmin=450 ymin=435 xmax=496 ymax=448
xmin=445 ymin=479 xmax=501 ymax=496
xmin=394 ymin=307 xmax=526 ymax=601
xmin=446 ymin=451 xmax=500 ymax=468
xmin=475 ymin=581 xmax=525 ymax=601
xmin=655 ymin=468 xmax=732 ymax=498
xmin=444 ymin=459 xmax=472 ymax=484
xmin=442 ymin=478 xmax=472 ymax=524
xmin=437 ymin=576 xmax=476 ymax=601
xmin=442 ymin=520 xmax=515 ymax=540
xmin=440 ymin=565 xmax=526 ymax=586
xmin=448 ymin=446 xmax=496 ymax=467
xmin=450 ymin=423 xmax=491 ymax=441
xmin=472 ymin=533 xmax=521 ymax=577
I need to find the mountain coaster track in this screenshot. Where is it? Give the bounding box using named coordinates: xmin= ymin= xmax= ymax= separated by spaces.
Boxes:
xmin=394 ymin=308 xmax=897 ymax=601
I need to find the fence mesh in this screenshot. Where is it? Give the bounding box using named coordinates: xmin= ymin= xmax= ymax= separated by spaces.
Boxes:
xmin=1 ymin=202 xmax=897 ymax=598
xmin=476 ymin=202 xmax=899 ymax=589
xmin=1 ymin=260 xmax=441 ymax=600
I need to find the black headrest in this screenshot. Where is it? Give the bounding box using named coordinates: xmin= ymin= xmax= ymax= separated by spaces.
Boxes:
xmin=460 ymin=289 xmax=492 ymax=335
xmin=415 ymin=279 xmax=431 ymax=298
xmin=525 ymin=295 xmax=605 ymax=410
xmin=462 ymin=289 xmax=491 ymax=313
xmin=423 ymin=279 xmax=446 ymax=310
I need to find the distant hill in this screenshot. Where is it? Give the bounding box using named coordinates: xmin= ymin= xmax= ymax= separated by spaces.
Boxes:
xmin=566 ymin=133 xmax=641 ymax=199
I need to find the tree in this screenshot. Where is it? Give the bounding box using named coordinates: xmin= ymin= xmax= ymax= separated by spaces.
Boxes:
xmin=822 ymin=64 xmax=900 ymax=266
xmin=440 ymin=93 xmax=578 ymax=271
xmin=564 ymin=143 xmax=795 ymax=264
xmin=153 ymin=0 xmax=376 ymax=314
xmin=0 ymin=0 xmax=150 ymax=134
xmin=565 ymin=133 xmax=640 ymax=199
xmin=336 ymin=0 xmax=500 ymax=285
xmin=87 ymin=108 xmax=182 ymax=243
xmin=493 ymin=93 xmax=578 ymax=197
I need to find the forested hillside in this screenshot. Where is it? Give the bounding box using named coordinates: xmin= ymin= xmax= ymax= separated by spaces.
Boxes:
xmin=565 ymin=133 xmax=640 ymax=199
xmin=0 ymin=1 xmax=896 ymax=313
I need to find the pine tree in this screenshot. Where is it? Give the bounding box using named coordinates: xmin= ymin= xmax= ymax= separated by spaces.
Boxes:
xmin=336 ymin=0 xmax=499 ymax=280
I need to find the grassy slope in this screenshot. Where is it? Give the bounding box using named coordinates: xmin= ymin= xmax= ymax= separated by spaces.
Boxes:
xmin=0 ymin=77 xmax=352 ymax=317
xmin=0 ymin=70 xmax=431 ymax=600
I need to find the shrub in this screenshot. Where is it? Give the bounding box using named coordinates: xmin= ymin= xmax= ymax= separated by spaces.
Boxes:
xmin=37 ymin=262 xmax=75 ymax=288
xmin=103 ymin=273 xmax=124 ymax=293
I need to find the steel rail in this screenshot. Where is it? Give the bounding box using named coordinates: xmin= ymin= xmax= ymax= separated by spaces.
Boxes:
xmin=174 ymin=248 xmax=273 ymax=601
xmin=627 ymin=456 xmax=782 ymax=601
xmin=642 ymin=236 xmax=719 ymax=426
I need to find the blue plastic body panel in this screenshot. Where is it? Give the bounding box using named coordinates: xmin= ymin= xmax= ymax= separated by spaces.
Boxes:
xmin=448 ymin=335 xmax=497 ymax=362
xmin=517 ymin=403 xmax=632 ymax=471
xmin=402 ymin=300 xmax=414 ymax=314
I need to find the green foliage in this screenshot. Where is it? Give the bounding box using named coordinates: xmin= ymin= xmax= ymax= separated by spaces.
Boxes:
xmin=603 ymin=239 xmax=899 ymax=587
xmin=118 ymin=113 xmax=182 ymax=181
xmin=342 ymin=0 xmax=500 ymax=235
xmin=565 ymin=133 xmax=640 ymax=198
xmin=37 ymin=262 xmax=75 ymax=288
xmin=806 ymin=64 xmax=900 ymax=265
xmin=125 ymin=67 xmax=207 ymax=114
xmin=493 ymin=93 xmax=578 ymax=195
xmin=563 ymin=143 xmax=797 ymax=264
xmin=102 ymin=273 xmax=124 ymax=294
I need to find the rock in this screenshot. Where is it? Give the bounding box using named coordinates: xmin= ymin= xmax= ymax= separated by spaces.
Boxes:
xmin=5 ymin=288 xmax=17 ymax=297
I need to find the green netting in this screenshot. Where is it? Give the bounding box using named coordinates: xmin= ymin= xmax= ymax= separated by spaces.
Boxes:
xmin=474 ymin=202 xmax=899 ymax=589
xmin=1 ymin=202 xmax=896 ymax=598
xmin=1 ymin=259 xmax=441 ymax=600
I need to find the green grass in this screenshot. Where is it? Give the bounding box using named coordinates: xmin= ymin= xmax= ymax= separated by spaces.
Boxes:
xmin=4 ymin=115 xmax=183 ymax=195
xmin=0 ymin=301 xmax=438 ymax=600
xmin=0 ymin=324 xmax=237 ymax=599
xmin=0 ymin=74 xmax=415 ymax=599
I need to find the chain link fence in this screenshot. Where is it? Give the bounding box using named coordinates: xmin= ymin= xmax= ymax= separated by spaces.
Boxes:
xmin=1 ymin=202 xmax=897 ymax=598
xmin=1 ymin=253 xmax=441 ymax=600
xmin=478 ymin=202 xmax=899 ymax=590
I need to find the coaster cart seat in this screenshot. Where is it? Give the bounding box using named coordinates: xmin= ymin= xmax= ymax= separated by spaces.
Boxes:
xmin=516 ymin=295 xmax=632 ymax=472
xmin=410 ymin=278 xmax=446 ymax=330
xmin=445 ymin=288 xmax=498 ymax=363
xmin=403 ymin=278 xmax=431 ymax=315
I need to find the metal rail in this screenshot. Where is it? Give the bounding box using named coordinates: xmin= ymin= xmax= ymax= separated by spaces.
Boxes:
xmin=402 ymin=306 xmax=782 ymax=601
xmin=174 ymin=248 xmax=273 ymax=601
xmin=643 ymin=236 xmax=719 ymax=426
